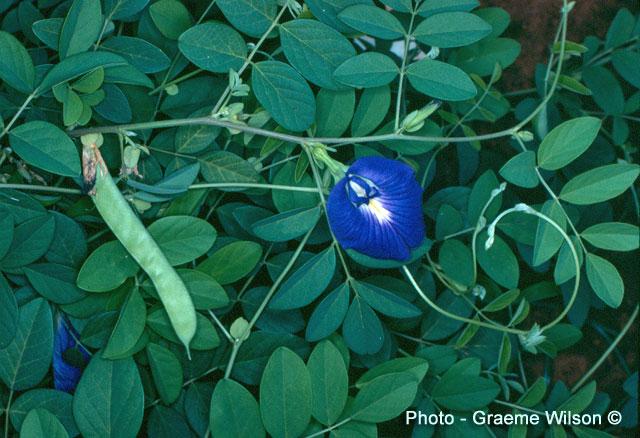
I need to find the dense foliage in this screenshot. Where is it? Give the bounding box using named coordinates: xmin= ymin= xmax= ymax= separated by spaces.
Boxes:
xmin=0 ymin=0 xmax=638 ymax=437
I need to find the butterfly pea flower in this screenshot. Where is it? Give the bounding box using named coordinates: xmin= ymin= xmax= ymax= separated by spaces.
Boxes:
xmin=53 ymin=314 xmax=90 ymax=393
xmin=327 ymin=156 xmax=425 ymax=261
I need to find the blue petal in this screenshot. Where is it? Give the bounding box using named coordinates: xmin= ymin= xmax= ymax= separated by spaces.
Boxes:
xmin=53 ymin=314 xmax=89 ymax=393
xmin=327 ymin=157 xmax=425 ymax=261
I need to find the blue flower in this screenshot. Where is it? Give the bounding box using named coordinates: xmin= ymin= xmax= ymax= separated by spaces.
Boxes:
xmin=327 ymin=156 xmax=425 ymax=261
xmin=53 ymin=314 xmax=90 ymax=393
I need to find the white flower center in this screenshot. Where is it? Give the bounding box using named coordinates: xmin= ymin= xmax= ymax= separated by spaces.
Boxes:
xmin=361 ymin=198 xmax=392 ymax=223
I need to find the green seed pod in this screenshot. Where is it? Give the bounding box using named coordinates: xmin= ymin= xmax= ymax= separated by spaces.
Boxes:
xmin=83 ymin=142 xmax=197 ymax=355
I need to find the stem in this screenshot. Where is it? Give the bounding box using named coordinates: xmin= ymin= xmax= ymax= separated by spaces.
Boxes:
xmin=188 ymin=182 xmax=319 ymax=192
xmin=4 ymin=389 xmax=12 ymax=438
xmin=0 ymin=92 xmax=36 ymax=140
xmin=571 ymin=305 xmax=639 ymax=393
xmin=223 ymin=227 xmax=314 ymax=378
xmin=493 ymin=399 xmax=545 ymax=416
xmin=208 ymin=310 xmax=233 ymax=343
xmin=0 ymin=184 xmax=82 ymax=194
xmin=303 ymin=417 xmax=352 ymax=438
xmin=394 ymin=10 xmax=417 ymax=131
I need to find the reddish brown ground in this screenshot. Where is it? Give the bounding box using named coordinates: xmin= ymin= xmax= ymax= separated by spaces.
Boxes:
xmin=483 ymin=0 xmax=639 ymax=89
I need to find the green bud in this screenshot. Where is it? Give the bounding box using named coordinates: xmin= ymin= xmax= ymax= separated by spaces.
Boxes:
xmin=230 ymin=317 xmax=250 ymax=341
xmin=400 ymin=100 xmax=441 ymax=133
xmin=165 ymin=84 xmax=179 ymax=96
xmin=123 ymin=145 xmax=141 ymax=170
xmin=80 ymin=133 xmax=104 ymax=147
xmin=515 ymin=131 xmax=534 ymax=142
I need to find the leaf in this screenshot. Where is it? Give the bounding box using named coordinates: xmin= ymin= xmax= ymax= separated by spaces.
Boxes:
xmin=0 ymin=298 xmax=53 ymax=391
xmin=581 ymin=222 xmax=639 ymax=251
xmin=104 ymin=0 xmax=150 ymax=20
xmin=356 ymin=357 xmax=429 ymax=388
xmin=177 ymin=269 xmax=228 ymax=310
xmin=102 ymin=36 xmax=170 ymax=74
xmin=605 ymin=8 xmax=635 ymax=49
xmin=73 ymin=355 xmax=144 ymax=438
xmin=0 ymin=31 xmax=35 ymax=93
xmin=307 ymin=340 xmax=348 ymax=425
xmin=418 ymin=0 xmax=479 ymax=17
xmin=315 ymin=88 xmax=355 ymax=137
xmin=210 ymin=379 xmax=265 ymax=438
xmin=499 ymin=150 xmax=538 ymax=188
xmin=178 ymin=22 xmax=246 ymax=73
xmin=279 ymin=19 xmax=355 ymax=90
xmin=149 ymin=0 xmax=192 ymax=40
xmin=452 ymin=37 xmax=521 ymax=76
xmin=32 ymin=18 xmax=63 ymax=50
xmin=216 ymin=0 xmax=277 ymax=38
xmin=197 ymin=240 xmax=262 ymax=284
xmin=146 ymin=343 xmax=183 ymax=404
xmin=0 ymin=275 xmax=18 ymax=348
xmin=272 ymin=161 xmax=318 ymax=212
xmin=59 ymin=0 xmax=102 ymax=59
xmin=350 ymin=373 xmax=419 ymax=422
xmin=9 ymin=121 xmax=81 ymax=177
xmin=414 ymin=12 xmax=491 ymax=48
xmin=477 ymin=231 xmax=520 ymax=289
xmin=432 ymin=364 xmax=500 ymax=410
xmin=346 ymin=238 xmax=432 ymax=269
xmin=20 ymin=409 xmax=69 ymax=438
xmin=586 ymin=253 xmax=624 ymax=308
xmin=611 ymin=50 xmax=640 ymax=88
xmin=23 ymin=263 xmax=85 ymax=304
xmin=338 ymin=5 xmax=405 ymax=40
xmin=0 ymin=215 xmax=55 ymax=270
xmin=10 ymin=389 xmax=78 ymax=436
xmin=342 ymin=296 xmax=384 ymax=355
xmin=351 ymin=85 xmax=390 ymax=136
xmin=260 ymin=347 xmax=312 ymax=438
xmin=582 ymin=66 xmax=624 ymax=115
xmin=558 ymin=381 xmax=596 ymax=413
xmin=252 ymin=207 xmax=321 ymax=242
xmin=147 ymin=308 xmax=220 ymax=350
xmin=200 ymin=151 xmax=260 ymax=185
xmin=306 ymin=284 xmax=350 ymax=342
xmin=77 ymin=240 xmax=139 ymax=292
xmin=532 ymin=200 xmax=566 ymax=266
xmin=482 ymin=288 xmax=520 ymax=312
xmin=270 ymin=247 xmax=336 ymax=310
xmin=333 ymin=53 xmax=398 ymax=88
xmin=553 ymin=236 xmax=583 ymax=285
xmin=439 ymin=239 xmax=474 ymax=287
xmin=102 ymin=288 xmax=146 ymax=359
xmin=148 ymin=216 xmax=217 ymax=265
xmin=407 ymin=59 xmax=476 ymax=101
xmin=251 ymin=61 xmax=316 ymax=131
xmin=353 ymin=280 xmax=421 ymax=318
xmin=559 ymin=164 xmax=640 ymax=205
xmin=537 ymin=117 xmax=602 ymax=170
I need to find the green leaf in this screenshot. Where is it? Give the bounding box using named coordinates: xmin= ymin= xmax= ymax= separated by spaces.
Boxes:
xmin=586 ymin=253 xmax=624 ymax=308
xmin=102 ymin=288 xmax=146 ymax=359
xmin=537 ymin=117 xmax=602 ymax=170
xmin=272 ymin=162 xmax=318 ymax=212
xmin=356 ymin=357 xmax=429 ymax=388
xmin=482 ymin=288 xmax=520 ymax=312
xmin=270 ymin=247 xmax=336 ymax=310
xmin=418 ymin=0 xmax=479 ymax=17
xmin=346 ymin=238 xmax=432 ymax=269
xmin=251 ymin=61 xmax=316 ymax=131
xmin=102 ymin=36 xmax=170 ymax=74
xmin=147 ymin=308 xmax=220 ymax=350
xmin=333 ymin=53 xmax=398 ymax=88
xmin=38 ymin=52 xmax=128 ymax=93
xmin=62 ymin=88 xmax=83 ymax=126
xmin=20 ymin=409 xmax=69 ymax=438
xmin=0 ymin=275 xmax=18 ymax=348
xmin=217 ymin=0 xmax=277 ymax=38
xmin=308 ymin=340 xmax=348 ymax=425
xmin=532 ymin=200 xmax=566 ymax=266
xmin=77 ymin=240 xmax=139 ymax=292
xmin=260 ymin=347 xmax=312 ymax=438
xmin=210 ymin=379 xmax=265 ymax=438
xmin=582 ymin=66 xmax=624 ymax=115
xmin=558 ymin=381 xmax=596 ymax=413
xmin=351 ymin=85 xmax=390 ymax=136
xmin=305 ymin=0 xmax=374 ymax=33
xmin=73 ymin=355 xmax=144 ymax=438
xmin=252 ymin=207 xmax=321 ymax=242
xmin=59 ymin=0 xmax=102 ymax=59
xmin=499 ymin=150 xmax=538 ymax=188
xmin=178 ymin=22 xmax=246 ymax=73
xmin=517 ymin=377 xmax=547 ymax=407
xmin=498 ymin=333 xmax=511 ymax=375
xmin=338 ymin=5 xmax=405 ymax=40
xmin=149 ymin=0 xmax=192 ymax=40
xmin=10 ymin=389 xmax=78 ymax=436
xmin=559 ymin=164 xmax=640 ymax=205
xmin=452 ymin=37 xmax=521 ymax=76
xmin=342 ymin=296 xmax=383 ymax=355
xmin=200 ymin=151 xmax=260 ymax=186
xmin=439 ymin=239 xmax=474 ymax=287
xmin=23 ymin=263 xmax=85 ymax=304
xmin=148 ymin=216 xmax=217 ymax=265
xmin=414 ymin=12 xmax=491 ymax=48
xmin=33 ymin=18 xmax=63 ymax=50
xmin=350 ymin=373 xmax=419 ymax=422
xmin=147 ymin=343 xmax=183 ymax=404
xmin=581 ymin=222 xmax=639 ymax=251
xmin=0 ymin=298 xmax=52 ymax=391
xmin=605 ymin=8 xmax=635 ymax=49
xmin=9 ymin=121 xmax=81 ymax=177
xmin=553 ymin=236 xmax=583 ymax=285
xmin=611 ymin=50 xmax=640 ymax=89
xmin=104 ymin=0 xmax=149 ymax=20
xmin=279 ymin=19 xmax=355 ymax=90
xmin=407 ymin=59 xmax=476 ymax=101
xmin=0 ymin=215 xmax=55 ymax=270
xmin=306 ymin=284 xmax=350 ymax=342
xmin=477 ymin=231 xmax=519 ymax=289
xmin=353 ymin=280 xmax=421 ymax=318
xmin=0 ymin=31 xmax=35 ymax=93
xmin=177 ymin=269 xmax=228 ymax=310
xmin=432 ymin=363 xmax=499 ymax=410
xmin=315 ymin=88 xmax=355 ymax=137
xmin=197 ymin=240 xmax=262 ymax=285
